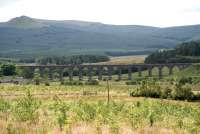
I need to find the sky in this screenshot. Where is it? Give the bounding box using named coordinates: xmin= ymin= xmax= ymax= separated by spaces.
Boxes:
xmin=0 ymin=0 xmax=200 ymax=27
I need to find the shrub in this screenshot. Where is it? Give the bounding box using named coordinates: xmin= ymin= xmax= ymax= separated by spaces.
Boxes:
xmin=161 ymin=87 xmax=172 ymax=99
xmin=191 ymin=77 xmax=200 ymax=84
xmin=45 ymin=82 xmax=50 ymax=86
xmin=33 ymin=68 xmax=41 ymax=85
xmin=60 ymin=81 xmax=64 ymax=85
xmin=126 ymin=81 xmax=137 ymax=85
xmin=64 ymin=81 xmax=83 ymax=86
xmin=130 ymin=89 xmax=141 ymax=97
xmin=75 ymin=102 xmax=96 ymax=122
xmin=1 ymin=64 xmax=16 ymax=76
xmin=18 ymin=67 xmax=34 ymax=79
xmin=172 ymin=83 xmax=193 ymax=100
xmin=179 ymin=77 xmax=193 ymax=85
xmin=148 ymin=112 xmax=155 ymax=127
xmin=103 ymin=78 xmax=107 ymax=81
xmin=0 ymin=69 xmax=2 ymax=77
xmin=83 ymin=90 xmax=98 ymax=96
xmin=12 ymin=90 xmax=40 ymax=122
xmin=0 ymin=98 xmax=10 ymax=112
xmin=140 ymin=80 xmax=162 ymax=98
xmin=85 ymin=80 xmax=99 ymax=85
xmin=130 ymin=79 xmax=200 ymax=101
xmin=52 ymin=98 xmax=70 ymax=131
xmin=130 ymin=80 xmax=162 ymax=98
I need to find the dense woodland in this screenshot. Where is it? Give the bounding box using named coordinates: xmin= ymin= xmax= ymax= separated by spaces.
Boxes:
xmin=145 ymin=41 xmax=200 ymax=63
xmin=19 ymin=55 xmax=110 ymax=65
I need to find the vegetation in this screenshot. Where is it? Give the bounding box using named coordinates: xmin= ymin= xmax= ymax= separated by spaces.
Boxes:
xmin=130 ymin=78 xmax=200 ymax=101
xmin=12 ymin=90 xmax=40 ymax=122
xmin=95 ymin=55 xmax=145 ymax=65
xmin=36 ymin=55 xmax=109 ymax=65
xmin=2 ymin=16 xmax=200 ymax=58
xmin=0 ymin=53 xmax=200 ymax=133
xmin=0 ymin=84 xmax=199 ymax=133
xmin=0 ymin=63 xmax=16 ymax=76
xmin=145 ymin=40 xmax=200 ymax=63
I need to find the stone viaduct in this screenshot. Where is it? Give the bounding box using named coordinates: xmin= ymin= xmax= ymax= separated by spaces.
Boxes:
xmin=17 ymin=63 xmax=191 ymax=81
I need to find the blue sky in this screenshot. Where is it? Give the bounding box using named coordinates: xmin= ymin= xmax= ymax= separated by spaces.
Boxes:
xmin=0 ymin=0 xmax=200 ymax=27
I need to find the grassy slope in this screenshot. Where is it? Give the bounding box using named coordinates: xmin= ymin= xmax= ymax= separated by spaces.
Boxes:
xmin=176 ymin=64 xmax=200 ymax=78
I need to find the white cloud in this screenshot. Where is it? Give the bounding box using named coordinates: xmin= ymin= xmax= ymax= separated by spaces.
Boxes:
xmin=0 ymin=0 xmax=200 ymax=27
xmin=0 ymin=0 xmax=21 ymax=7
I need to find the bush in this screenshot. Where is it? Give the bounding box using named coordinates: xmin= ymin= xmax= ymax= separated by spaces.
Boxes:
xmin=18 ymin=67 xmax=34 ymax=79
xmin=130 ymin=89 xmax=141 ymax=97
xmin=64 ymin=81 xmax=83 ymax=86
xmin=33 ymin=68 xmax=41 ymax=85
xmin=52 ymin=97 xmax=70 ymax=131
xmin=45 ymin=82 xmax=50 ymax=86
xmin=85 ymin=80 xmax=99 ymax=85
xmin=12 ymin=90 xmax=40 ymax=122
xmin=141 ymin=80 xmax=161 ymax=98
xmin=0 ymin=98 xmax=10 ymax=112
xmin=1 ymin=64 xmax=16 ymax=76
xmin=130 ymin=79 xmax=199 ymax=101
xmin=161 ymin=87 xmax=172 ymax=99
xmin=179 ymin=77 xmax=193 ymax=85
xmin=126 ymin=81 xmax=137 ymax=85
xmin=0 ymin=69 xmax=2 ymax=77
xmin=172 ymin=83 xmax=193 ymax=100
xmin=130 ymin=80 xmax=162 ymax=98
xmin=191 ymin=77 xmax=200 ymax=84
xmin=83 ymin=90 xmax=97 ymax=96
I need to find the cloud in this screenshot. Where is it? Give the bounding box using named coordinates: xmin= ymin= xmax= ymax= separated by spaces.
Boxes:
xmin=185 ymin=7 xmax=200 ymax=13
xmin=0 ymin=0 xmax=21 ymax=7
xmin=1 ymin=0 xmax=200 ymax=27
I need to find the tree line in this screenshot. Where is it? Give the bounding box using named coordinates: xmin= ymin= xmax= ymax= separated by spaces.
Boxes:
xmin=0 ymin=63 xmax=16 ymax=76
xmin=19 ymin=55 xmax=110 ymax=65
xmin=145 ymin=41 xmax=200 ymax=63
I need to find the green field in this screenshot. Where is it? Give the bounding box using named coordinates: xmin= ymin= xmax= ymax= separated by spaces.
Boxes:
xmin=0 ymin=78 xmax=199 ymax=134
xmin=0 ymin=61 xmax=200 ymax=133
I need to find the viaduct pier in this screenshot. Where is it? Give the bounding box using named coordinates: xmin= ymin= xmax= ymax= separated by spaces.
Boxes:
xmin=17 ymin=63 xmax=191 ymax=81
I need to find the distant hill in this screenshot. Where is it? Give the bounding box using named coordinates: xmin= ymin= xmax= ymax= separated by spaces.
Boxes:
xmin=1 ymin=16 xmax=200 ymax=58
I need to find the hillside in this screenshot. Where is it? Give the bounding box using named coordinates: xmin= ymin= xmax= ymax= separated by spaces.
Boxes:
xmin=176 ymin=64 xmax=200 ymax=78
xmin=1 ymin=16 xmax=200 ymax=58
xmin=145 ymin=40 xmax=200 ymax=63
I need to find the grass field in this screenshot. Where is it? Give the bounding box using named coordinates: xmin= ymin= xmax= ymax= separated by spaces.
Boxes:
xmin=94 ymin=55 xmax=146 ymax=65
xmin=0 ymin=59 xmax=200 ymax=133
xmin=0 ymin=79 xmax=199 ymax=134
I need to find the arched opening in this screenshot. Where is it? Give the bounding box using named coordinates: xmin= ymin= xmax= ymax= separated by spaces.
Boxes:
xmin=92 ymin=67 xmax=98 ymax=80
xmin=172 ymin=66 xmax=181 ymax=75
xmin=162 ymin=66 xmax=170 ymax=77
xmin=151 ymin=66 xmax=159 ymax=78
xmin=63 ymin=68 xmax=70 ymax=81
xmin=102 ymin=66 xmax=108 ymax=80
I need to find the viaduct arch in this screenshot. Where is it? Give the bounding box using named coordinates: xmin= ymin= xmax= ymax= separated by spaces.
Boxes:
xmin=17 ymin=63 xmax=191 ymax=81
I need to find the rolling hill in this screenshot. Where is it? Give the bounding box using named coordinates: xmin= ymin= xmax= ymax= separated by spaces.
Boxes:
xmin=0 ymin=16 xmax=200 ymax=58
